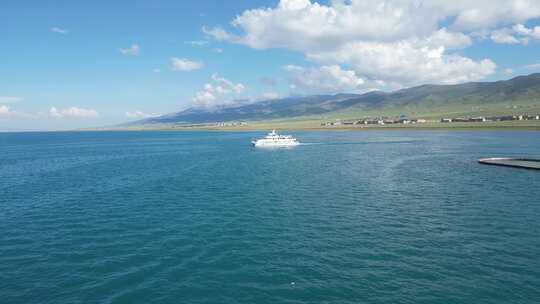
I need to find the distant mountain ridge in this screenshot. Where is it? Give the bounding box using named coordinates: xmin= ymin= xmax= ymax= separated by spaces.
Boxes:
xmin=137 ymin=73 xmax=540 ymax=125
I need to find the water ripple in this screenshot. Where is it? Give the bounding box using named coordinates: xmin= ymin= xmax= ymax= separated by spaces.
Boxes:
xmin=1 ymin=131 xmax=540 ymax=304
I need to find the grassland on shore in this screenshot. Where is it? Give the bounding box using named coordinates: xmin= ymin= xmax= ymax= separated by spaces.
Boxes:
xmin=106 ymin=97 xmax=540 ymax=132
xmin=101 ymin=118 xmax=540 ymax=132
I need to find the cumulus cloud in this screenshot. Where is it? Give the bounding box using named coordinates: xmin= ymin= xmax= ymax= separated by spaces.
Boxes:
xmin=0 ymin=105 xmax=33 ymax=119
xmin=206 ymin=1 xmax=437 ymax=51
xmin=490 ymin=28 xmax=523 ymax=44
xmin=192 ymin=74 xmax=246 ymax=108
xmin=1 ymin=105 xmax=99 ymax=120
xmin=0 ymin=96 xmax=22 ymax=103
xmin=513 ymin=23 xmax=540 ymax=40
xmin=49 ymin=107 xmax=99 ymax=118
xmin=119 ymin=44 xmax=140 ymax=56
xmin=125 ymin=111 xmax=159 ymax=119
xmin=522 ymin=25 xmax=540 ymax=40
xmin=285 ymin=65 xmax=365 ymax=93
xmin=0 ymin=105 xmax=14 ymax=118
xmin=171 ymin=57 xmax=203 ymax=71
xmin=513 ymin=24 xmax=533 ymax=35
xmin=308 ymin=41 xmax=496 ymax=86
xmin=446 ymin=1 xmax=540 ymax=31
xmin=488 ymin=23 xmax=540 ymax=45
xmin=424 ymin=28 xmax=472 ymax=49
xmin=207 ymin=0 xmax=540 ymax=49
xmin=50 ymin=27 xmax=68 ymax=34
xmin=203 ymin=0 xmax=540 ymax=90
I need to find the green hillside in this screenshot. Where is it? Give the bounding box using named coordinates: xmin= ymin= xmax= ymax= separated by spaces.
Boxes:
xmin=135 ymin=73 xmax=540 ymax=126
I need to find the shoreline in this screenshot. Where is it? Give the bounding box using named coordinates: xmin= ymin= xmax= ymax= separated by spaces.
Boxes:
xmin=97 ymin=120 xmax=540 ymax=132
xmin=3 ymin=121 xmax=540 ymax=133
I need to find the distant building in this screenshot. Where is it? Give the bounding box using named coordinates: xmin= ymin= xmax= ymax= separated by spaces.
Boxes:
xmin=217 ymin=121 xmax=248 ymax=127
xmin=398 ymin=119 xmax=411 ymax=124
xmin=495 ymin=116 xmax=516 ymax=121
xmin=363 ymin=118 xmax=383 ymax=125
xmin=523 ymin=114 xmax=540 ymax=120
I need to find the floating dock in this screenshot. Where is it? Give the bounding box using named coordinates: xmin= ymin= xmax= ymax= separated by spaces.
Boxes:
xmin=478 ymin=158 xmax=540 ymax=170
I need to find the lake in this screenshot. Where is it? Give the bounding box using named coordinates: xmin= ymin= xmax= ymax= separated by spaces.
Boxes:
xmin=1 ymin=130 xmax=539 ymax=303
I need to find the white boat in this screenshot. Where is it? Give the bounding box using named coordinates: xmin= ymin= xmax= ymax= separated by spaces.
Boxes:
xmin=251 ymin=130 xmax=300 ymax=147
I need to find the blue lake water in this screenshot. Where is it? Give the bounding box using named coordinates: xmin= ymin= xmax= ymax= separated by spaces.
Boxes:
xmin=1 ymin=130 xmax=540 ymax=304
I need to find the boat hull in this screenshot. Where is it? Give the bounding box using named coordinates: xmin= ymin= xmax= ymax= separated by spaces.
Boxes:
xmin=252 ymin=140 xmax=300 ymax=147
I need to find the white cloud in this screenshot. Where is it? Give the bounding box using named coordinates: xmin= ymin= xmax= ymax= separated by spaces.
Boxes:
xmin=192 ymin=74 xmax=246 ymax=108
xmin=285 ymin=65 xmax=365 ymax=93
xmin=425 ymin=28 xmax=472 ymax=49
xmin=184 ymin=40 xmax=209 ymax=46
xmin=0 ymin=96 xmax=22 ymax=103
xmin=504 ymin=68 xmax=514 ymax=75
xmin=208 ymin=1 xmax=540 ymax=49
xmin=512 ymin=23 xmax=540 ymax=40
xmin=0 ymin=105 xmax=14 ymax=118
xmin=490 ymin=28 xmax=522 ymax=44
xmin=523 ymin=63 xmax=540 ymax=70
xmin=439 ymin=1 xmax=540 ymax=31
xmin=0 ymin=105 xmax=33 ymax=119
xmin=308 ymin=41 xmax=496 ymax=86
xmin=171 ymin=57 xmax=203 ymax=71
xmin=260 ymin=92 xmax=280 ymax=100
xmin=489 ymin=23 xmax=540 ymax=45
xmin=203 ymin=0 xmax=540 ymax=89
xmin=513 ymin=24 xmax=533 ymax=35
xmin=49 ymin=107 xmax=99 ymax=118
xmin=203 ymin=26 xmax=238 ymax=42
xmin=213 ymin=48 xmax=224 ymax=53
xmin=50 ymin=27 xmax=68 ymax=34
xmin=1 ymin=105 xmax=99 ymax=121
xmin=119 ymin=44 xmax=140 ymax=56
xmin=207 ymin=1 xmax=435 ymax=51
xmin=125 ymin=111 xmax=159 ymax=119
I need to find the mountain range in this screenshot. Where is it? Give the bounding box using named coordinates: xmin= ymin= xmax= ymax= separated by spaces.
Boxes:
xmin=137 ymin=73 xmax=540 ymax=125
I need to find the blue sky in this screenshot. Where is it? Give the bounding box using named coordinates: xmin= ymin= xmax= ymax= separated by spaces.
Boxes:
xmin=1 ymin=0 xmax=540 ymax=130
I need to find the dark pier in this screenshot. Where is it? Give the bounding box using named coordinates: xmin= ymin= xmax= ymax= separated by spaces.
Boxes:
xmin=478 ymin=158 xmax=540 ymax=170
